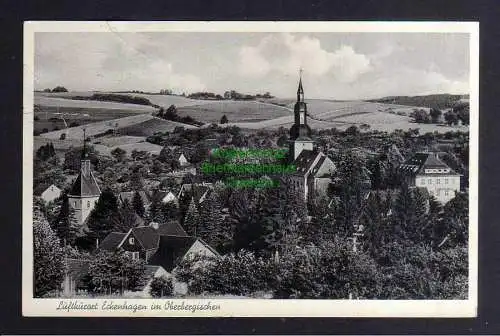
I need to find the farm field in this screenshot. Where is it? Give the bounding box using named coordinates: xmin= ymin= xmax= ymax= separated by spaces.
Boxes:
xmin=176 ymin=100 xmax=292 ymax=123
xmin=36 ymin=91 xmax=211 ymax=108
xmin=119 ymin=117 xmax=198 ymax=137
xmin=39 ymin=114 xmax=155 ymax=140
xmin=35 ymin=95 xmax=156 ymax=111
xmin=94 ymin=135 xmax=147 ymax=147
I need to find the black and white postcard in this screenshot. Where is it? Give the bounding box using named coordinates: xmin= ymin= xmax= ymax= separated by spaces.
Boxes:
xmin=23 ymin=21 xmax=478 ymax=317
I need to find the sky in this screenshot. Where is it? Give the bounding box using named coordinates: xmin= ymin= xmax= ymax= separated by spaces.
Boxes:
xmin=34 ymin=32 xmax=470 ymax=100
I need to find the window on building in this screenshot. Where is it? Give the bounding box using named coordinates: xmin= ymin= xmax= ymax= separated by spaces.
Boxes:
xmin=437 ymin=178 xmax=440 ymax=184
xmin=445 ymin=190 xmax=449 ymax=196
xmin=132 ymin=252 xmax=139 ymax=260
xmin=428 ymin=179 xmax=432 ymax=184
xmin=129 ymin=237 xmax=135 ymax=245
xmin=421 ymin=179 xmax=425 ymax=185
xmin=87 ymin=200 xmax=90 ymax=207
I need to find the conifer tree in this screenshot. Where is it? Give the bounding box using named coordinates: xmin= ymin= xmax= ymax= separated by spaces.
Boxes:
xmin=198 ymin=192 xmax=231 ymax=252
xmin=132 ymin=191 xmax=145 ymax=218
xmin=183 ymin=198 xmax=201 ymax=236
xmin=114 ymin=199 xmax=139 ymax=233
xmin=87 ymin=188 xmax=120 ymax=241
xmin=161 ymin=201 xmax=180 ymax=222
xmin=148 ymin=189 xmax=163 ymax=223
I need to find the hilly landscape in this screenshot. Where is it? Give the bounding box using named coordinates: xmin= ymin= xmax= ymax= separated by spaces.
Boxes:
xmin=33 ymin=91 xmax=469 ymax=157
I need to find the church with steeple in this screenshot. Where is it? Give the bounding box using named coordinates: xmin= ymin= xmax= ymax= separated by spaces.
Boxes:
xmin=287 ymin=72 xmax=336 ymax=201
xmin=68 ymin=130 xmax=101 ymax=228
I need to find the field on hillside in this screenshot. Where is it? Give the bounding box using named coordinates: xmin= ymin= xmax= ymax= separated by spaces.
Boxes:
xmin=119 ymin=116 xmax=198 ymax=136
xmin=40 ymin=114 xmax=199 ymax=141
xmin=39 ymin=114 xmax=154 ymax=140
xmin=227 ymin=100 xmax=465 ymax=134
xmin=176 ymin=101 xmax=291 ymax=123
xmin=35 ymin=95 xmax=156 ymax=111
xmin=37 ymin=91 xmax=210 ymax=108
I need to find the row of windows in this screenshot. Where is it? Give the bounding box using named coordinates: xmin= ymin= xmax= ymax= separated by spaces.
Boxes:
xmin=125 ymin=251 xmax=140 ymax=260
xmin=71 ymin=200 xmax=98 ymax=208
xmin=429 ymin=189 xmax=451 ymax=196
xmin=421 ymin=178 xmax=455 ymax=185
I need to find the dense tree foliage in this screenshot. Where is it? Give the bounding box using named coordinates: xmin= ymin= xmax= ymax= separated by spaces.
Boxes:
xmin=33 ymin=210 xmax=66 ymax=297
xmin=86 ymin=250 xmax=146 ymax=295
xmin=87 ymin=188 xmax=120 ymax=241
xmin=149 ymin=276 xmax=174 ymax=297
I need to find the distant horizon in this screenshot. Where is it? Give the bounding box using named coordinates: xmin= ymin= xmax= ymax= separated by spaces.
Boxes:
xmin=34 ymin=88 xmax=470 ymax=102
xmin=35 ymin=32 xmax=470 ymax=100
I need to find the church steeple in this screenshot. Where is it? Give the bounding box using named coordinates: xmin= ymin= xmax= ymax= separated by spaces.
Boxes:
xmin=297 ymin=68 xmax=304 ymax=102
xmin=288 ymin=70 xmax=314 ymax=161
xmin=81 ymin=128 xmax=91 ymax=177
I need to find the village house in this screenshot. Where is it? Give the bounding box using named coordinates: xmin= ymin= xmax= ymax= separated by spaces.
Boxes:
xmin=178 ymin=153 xmax=190 ymax=167
xmin=177 ymin=182 xmax=213 ymax=205
xmin=158 ymin=190 xmax=178 ymax=204
xmin=40 ymin=184 xmax=62 ymax=203
xmin=98 ymin=220 xmax=219 ymax=271
xmin=399 ymin=152 xmax=461 ymax=204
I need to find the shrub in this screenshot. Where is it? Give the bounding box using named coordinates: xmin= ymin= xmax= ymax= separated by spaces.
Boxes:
xmin=149 ymin=276 xmax=173 ymax=297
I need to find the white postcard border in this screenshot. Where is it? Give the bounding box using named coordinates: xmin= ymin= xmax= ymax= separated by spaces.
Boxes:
xmin=23 ymin=21 xmax=479 ymax=317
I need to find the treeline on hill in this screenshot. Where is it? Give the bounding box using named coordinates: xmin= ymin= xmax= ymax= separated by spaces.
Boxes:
xmin=187 ymin=90 xmax=274 ymax=100
xmin=71 ymin=93 xmax=153 ymax=106
xmin=411 ymin=102 xmax=469 ymax=126
xmin=155 ymin=104 xmax=204 ymax=126
xmin=42 ymin=86 xmax=69 ymax=93
xmin=369 ymin=94 xmax=468 ymax=110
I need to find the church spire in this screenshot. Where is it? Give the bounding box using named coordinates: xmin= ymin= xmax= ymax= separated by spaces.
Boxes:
xmin=297 ymin=68 xmax=304 ymax=102
xmin=80 ymin=128 xmax=91 ymax=177
xmin=81 ymin=128 xmax=88 ymax=160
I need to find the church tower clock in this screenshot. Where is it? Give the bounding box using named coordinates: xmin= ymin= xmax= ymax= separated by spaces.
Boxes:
xmin=288 ymin=71 xmax=313 ymax=161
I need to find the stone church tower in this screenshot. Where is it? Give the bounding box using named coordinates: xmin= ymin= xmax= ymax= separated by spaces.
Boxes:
xmin=288 ymin=72 xmax=314 ymax=161
xmin=68 ymin=131 xmax=101 ymax=227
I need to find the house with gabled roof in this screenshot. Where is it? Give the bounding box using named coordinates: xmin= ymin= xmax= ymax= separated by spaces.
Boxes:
xmin=40 ymin=184 xmax=62 ymax=204
xmin=399 ymin=152 xmax=461 ymax=204
xmin=98 ymin=221 xmax=219 ymax=275
xmin=177 ymin=182 xmax=213 ymax=204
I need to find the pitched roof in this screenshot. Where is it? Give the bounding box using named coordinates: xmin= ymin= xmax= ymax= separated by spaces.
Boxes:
xmin=131 ymin=226 xmax=160 ymax=251
xmin=178 ymin=183 xmax=213 ymax=203
xmin=68 ymin=171 xmax=101 ymax=197
xmin=293 ymin=150 xmax=334 ymax=177
xmin=293 ymin=150 xmax=318 ymax=174
xmin=99 ymin=232 xmax=126 ymax=251
xmin=156 ymin=220 xmax=189 ymax=237
xmin=143 ymin=265 xmax=165 ymax=279
xmin=147 ymin=235 xmax=198 ymax=272
xmin=119 ymin=190 xmax=151 ymax=205
xmin=399 ymin=152 xmax=457 ymax=175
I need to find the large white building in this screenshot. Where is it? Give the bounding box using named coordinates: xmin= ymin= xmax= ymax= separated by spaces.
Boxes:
xmin=399 ymin=152 xmax=461 ymax=204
